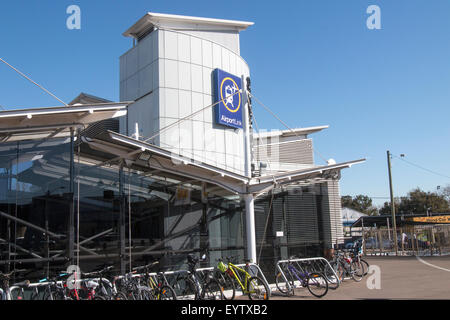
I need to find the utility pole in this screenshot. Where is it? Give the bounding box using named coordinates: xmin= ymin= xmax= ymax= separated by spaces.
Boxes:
xmin=387 ymin=150 xmax=398 ymax=256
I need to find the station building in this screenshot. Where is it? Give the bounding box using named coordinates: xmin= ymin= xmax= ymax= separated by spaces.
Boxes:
xmin=0 ymin=12 xmax=364 ymax=277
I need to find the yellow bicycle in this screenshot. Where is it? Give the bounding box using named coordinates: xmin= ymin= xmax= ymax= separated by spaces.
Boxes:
xmin=217 ymin=257 xmax=270 ymax=300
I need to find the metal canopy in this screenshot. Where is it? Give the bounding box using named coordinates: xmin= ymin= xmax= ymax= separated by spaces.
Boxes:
xmin=248 ymin=159 xmax=366 ymax=194
xmin=85 ymin=131 xmax=250 ymax=195
xmin=85 ymin=131 xmax=365 ymax=196
xmin=0 ymin=102 xmax=130 ymax=142
xmin=123 ymin=12 xmax=254 ymax=39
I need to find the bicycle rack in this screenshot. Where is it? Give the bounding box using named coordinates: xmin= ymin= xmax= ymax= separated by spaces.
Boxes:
xmin=8 ymin=265 xmax=271 ymax=300
xmin=275 ymin=257 xmax=340 ymax=294
xmin=195 ymin=263 xmax=272 ymax=297
xmin=9 ymin=276 xmax=116 ymax=299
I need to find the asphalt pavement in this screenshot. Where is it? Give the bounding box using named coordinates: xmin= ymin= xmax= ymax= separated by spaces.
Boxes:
xmin=267 ymin=256 xmax=450 ymax=300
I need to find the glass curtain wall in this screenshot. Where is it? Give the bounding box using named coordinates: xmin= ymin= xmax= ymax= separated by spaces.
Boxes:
xmin=0 ymin=137 xmax=71 ymax=276
xmin=1 ymin=134 xmax=248 ymax=277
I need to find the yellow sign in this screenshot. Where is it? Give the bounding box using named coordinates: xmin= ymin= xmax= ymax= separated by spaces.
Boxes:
xmin=174 ymin=187 xmax=191 ymax=206
xmin=407 ymin=216 xmax=450 ymax=224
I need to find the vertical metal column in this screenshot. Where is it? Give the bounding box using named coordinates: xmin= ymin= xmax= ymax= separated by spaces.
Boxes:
xmin=242 ymin=75 xmax=256 ymax=263
xmin=200 ymin=182 xmax=209 ymax=266
xmin=67 ymin=128 xmax=75 ymax=265
xmin=118 ymin=164 xmax=126 ymax=274
xmin=6 ymin=159 xmax=12 ymax=272
xmin=245 ymin=194 xmax=257 ymax=263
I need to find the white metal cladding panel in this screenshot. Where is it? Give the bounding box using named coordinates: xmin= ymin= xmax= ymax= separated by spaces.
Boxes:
xmin=164 ymin=30 xmax=178 ymax=61
xmin=121 ymin=29 xmax=249 ymax=176
xmin=178 ymin=33 xmax=191 ymax=63
xmin=254 ymin=139 xmax=314 ymax=165
xmin=328 ymin=180 xmax=344 ymax=244
xmin=190 ymin=36 xmax=202 ymax=65
xmin=179 ymin=119 xmax=193 ymax=154
xmin=126 ymin=94 xmax=159 ymax=138
xmin=178 ymin=90 xmax=192 ymax=119
xmin=202 ymin=39 xmax=213 ymax=68
xmin=164 ymin=59 xmax=179 ymax=89
xmin=181 ymin=30 xmax=241 ymax=56
xmin=178 ymin=62 xmax=191 ymax=91
xmin=138 ymin=62 xmax=153 ymax=97
xmin=138 ymin=33 xmax=153 ymax=67
xmin=203 ymin=67 xmax=213 ymax=96
xmin=320 ymin=180 xmax=344 ymax=246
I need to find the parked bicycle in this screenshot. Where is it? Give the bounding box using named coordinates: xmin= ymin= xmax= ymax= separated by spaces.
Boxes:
xmin=214 ymin=259 xmax=236 ymax=300
xmin=173 ymin=254 xmax=224 ymax=300
xmin=350 ymin=242 xmax=370 ymax=276
xmin=80 ymin=266 xmax=127 ymax=300
xmin=275 ymin=259 xmax=329 ymax=298
xmin=217 ymin=256 xmax=270 ymax=300
xmin=0 ymin=269 xmax=29 ymax=300
xmin=31 ymin=272 xmax=73 ymax=300
xmin=329 ymin=250 xmax=364 ymax=282
xmin=133 ymin=262 xmax=177 ymax=300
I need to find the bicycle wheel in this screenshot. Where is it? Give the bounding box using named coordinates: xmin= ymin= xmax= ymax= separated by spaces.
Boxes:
xmin=323 ymin=265 xmax=340 ymax=290
xmin=306 ymin=273 xmax=328 ymax=298
xmin=113 ymin=291 xmax=128 ymax=300
xmin=139 ymin=287 xmax=156 ymax=300
xmin=352 ymin=259 xmax=365 ymax=279
xmin=201 ymin=279 xmax=224 ymax=300
xmin=275 ymin=271 xmax=294 ymax=296
xmin=158 ymin=285 xmax=177 ymax=300
xmin=247 ymin=276 xmax=269 ymax=300
xmin=173 ymin=276 xmax=197 ymax=300
xmin=216 ymin=272 xmax=235 ymax=300
xmin=361 ymin=259 xmax=370 ymax=276
xmin=336 ymin=262 xmax=345 ymax=282
xmin=350 ymin=260 xmax=363 ymax=282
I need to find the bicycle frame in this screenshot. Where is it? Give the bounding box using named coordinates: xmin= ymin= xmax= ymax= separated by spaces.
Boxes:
xmin=226 ymin=263 xmax=253 ymax=294
xmin=284 ymin=263 xmax=310 ymax=286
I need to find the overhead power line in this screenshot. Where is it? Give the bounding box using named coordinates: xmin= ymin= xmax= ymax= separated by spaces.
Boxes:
xmin=248 ymin=92 xmax=329 ymax=164
xmin=392 ymin=154 xmax=450 ymax=180
xmin=0 ymin=57 xmax=68 ymax=106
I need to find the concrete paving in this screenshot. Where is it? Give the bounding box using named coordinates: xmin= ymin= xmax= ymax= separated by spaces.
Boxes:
xmin=267 ymin=256 xmax=450 ymax=300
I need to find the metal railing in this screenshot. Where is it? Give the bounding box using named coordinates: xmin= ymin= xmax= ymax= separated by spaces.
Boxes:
xmin=9 ymin=264 xmax=271 ymax=299
xmin=275 ymin=257 xmax=340 ymax=294
xmin=195 ymin=262 xmax=271 ymax=296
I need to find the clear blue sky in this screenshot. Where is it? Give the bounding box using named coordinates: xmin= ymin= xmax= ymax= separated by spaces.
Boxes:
xmin=1 ymin=0 xmax=449 ymax=206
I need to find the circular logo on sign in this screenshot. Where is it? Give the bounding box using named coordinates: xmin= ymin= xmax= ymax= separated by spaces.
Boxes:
xmin=220 ymin=77 xmax=241 ymax=113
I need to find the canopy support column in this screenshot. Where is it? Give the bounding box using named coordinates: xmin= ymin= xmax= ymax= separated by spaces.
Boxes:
xmin=245 ymin=193 xmax=257 ymax=263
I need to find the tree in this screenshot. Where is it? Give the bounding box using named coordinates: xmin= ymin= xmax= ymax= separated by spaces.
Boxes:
xmin=379 ymin=188 xmax=449 ymax=215
xmin=341 ymin=194 xmax=378 ymax=216
xmin=439 ymin=185 xmax=450 ymax=203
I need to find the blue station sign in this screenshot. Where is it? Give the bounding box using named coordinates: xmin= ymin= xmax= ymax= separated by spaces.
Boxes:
xmin=213 ymin=69 xmax=243 ymax=129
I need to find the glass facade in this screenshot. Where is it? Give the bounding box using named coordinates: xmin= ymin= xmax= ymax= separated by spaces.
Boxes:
xmin=0 ymin=126 xmax=340 ymax=282
xmin=0 ymin=137 xmax=72 ymax=276
xmin=0 ymin=134 xmax=246 ymax=277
